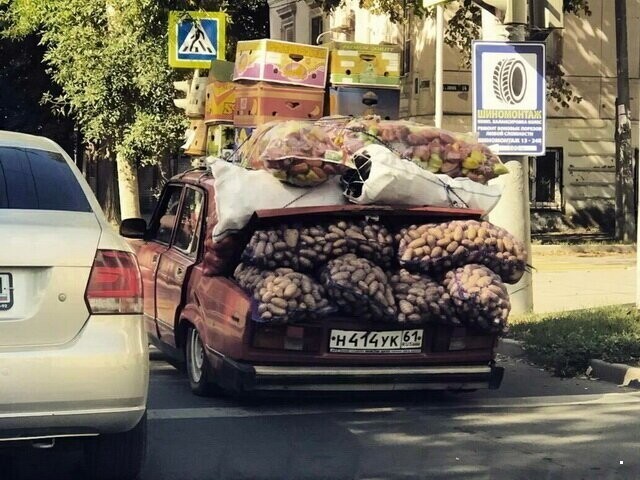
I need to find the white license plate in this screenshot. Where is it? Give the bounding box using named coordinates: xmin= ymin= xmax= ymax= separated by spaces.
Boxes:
xmin=329 ymin=328 xmax=423 ymax=354
xmin=0 ymin=273 xmax=14 ymax=311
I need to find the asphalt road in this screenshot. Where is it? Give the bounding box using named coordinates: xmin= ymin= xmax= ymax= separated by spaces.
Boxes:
xmin=4 ymin=351 xmax=640 ymax=480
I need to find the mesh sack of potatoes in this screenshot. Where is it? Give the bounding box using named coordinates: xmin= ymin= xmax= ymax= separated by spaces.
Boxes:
xmin=241 ymin=227 xmax=302 ymax=270
xmin=233 ymin=263 xmax=269 ymax=291
xmin=250 ymin=268 xmax=335 ymax=324
xmin=443 ymin=264 xmax=511 ymax=332
xmin=242 ymin=220 xmax=395 ymax=272
xmin=321 ymin=254 xmax=397 ymax=322
xmin=397 ymin=219 xmax=527 ymax=283
xmin=390 ymin=269 xmax=460 ymax=326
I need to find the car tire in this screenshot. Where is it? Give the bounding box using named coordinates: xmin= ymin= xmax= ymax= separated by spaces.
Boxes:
xmin=186 ymin=325 xmax=218 ymax=396
xmin=83 ymin=412 xmax=147 ymax=480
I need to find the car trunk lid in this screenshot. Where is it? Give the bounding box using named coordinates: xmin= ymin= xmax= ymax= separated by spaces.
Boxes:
xmin=0 ymin=210 xmax=102 ymax=347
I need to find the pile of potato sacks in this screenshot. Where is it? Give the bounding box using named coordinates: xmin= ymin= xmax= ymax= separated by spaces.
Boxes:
xmin=233 ymin=218 xmax=526 ymax=333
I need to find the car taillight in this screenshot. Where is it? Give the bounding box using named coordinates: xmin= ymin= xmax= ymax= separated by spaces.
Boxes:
xmin=85 ymin=250 xmax=143 ymax=314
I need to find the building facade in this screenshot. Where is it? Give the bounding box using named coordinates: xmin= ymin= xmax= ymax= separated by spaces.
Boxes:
xmin=267 ymin=0 xmax=640 ymax=234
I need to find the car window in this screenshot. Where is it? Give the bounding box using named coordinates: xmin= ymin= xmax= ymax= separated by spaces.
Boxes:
xmin=173 ymin=187 xmax=204 ymax=256
xmin=0 ymin=146 xmax=91 ymax=212
xmin=154 ymin=185 xmax=183 ymax=244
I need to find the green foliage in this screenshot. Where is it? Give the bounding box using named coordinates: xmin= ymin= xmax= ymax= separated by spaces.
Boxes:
xmin=0 ymin=0 xmax=268 ymax=167
xmin=0 ymin=34 xmax=75 ymax=152
xmin=510 ymin=306 xmax=640 ymax=377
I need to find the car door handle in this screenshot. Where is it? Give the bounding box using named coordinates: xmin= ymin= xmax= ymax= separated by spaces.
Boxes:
xmin=152 ymin=254 xmax=159 ymax=264
xmin=175 ymin=266 xmax=185 ymax=279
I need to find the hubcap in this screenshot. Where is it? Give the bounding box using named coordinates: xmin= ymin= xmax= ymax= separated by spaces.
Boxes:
xmin=189 ymin=328 xmax=205 ymax=383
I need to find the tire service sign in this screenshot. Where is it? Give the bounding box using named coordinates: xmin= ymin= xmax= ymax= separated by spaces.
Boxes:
xmin=472 ymin=41 xmax=545 ymax=156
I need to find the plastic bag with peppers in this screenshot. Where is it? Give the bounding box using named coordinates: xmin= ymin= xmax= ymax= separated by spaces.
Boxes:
xmin=326 ymin=116 xmax=509 ymax=185
xmin=236 ymin=120 xmax=349 ymax=187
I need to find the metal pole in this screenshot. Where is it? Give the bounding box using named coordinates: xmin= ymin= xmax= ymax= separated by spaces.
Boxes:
xmin=434 ymin=4 xmax=444 ymax=128
xmin=485 ymin=1 xmax=533 ymax=314
xmin=614 ymin=0 xmax=634 ymax=242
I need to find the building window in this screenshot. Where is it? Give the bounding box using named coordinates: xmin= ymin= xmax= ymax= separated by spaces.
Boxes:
xmin=403 ymin=38 xmax=412 ymax=77
xmin=311 ymin=15 xmax=323 ymax=45
xmin=282 ymin=22 xmax=295 ymax=42
xmin=530 ymin=148 xmax=563 ymax=210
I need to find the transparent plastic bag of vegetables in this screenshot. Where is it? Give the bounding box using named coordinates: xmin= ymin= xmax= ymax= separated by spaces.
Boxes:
xmin=327 ymin=116 xmax=509 ymax=185
xmin=237 ymin=120 xmax=348 ymax=187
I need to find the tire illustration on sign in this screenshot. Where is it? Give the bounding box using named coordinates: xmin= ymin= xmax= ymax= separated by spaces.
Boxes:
xmin=493 ymin=58 xmax=527 ymax=105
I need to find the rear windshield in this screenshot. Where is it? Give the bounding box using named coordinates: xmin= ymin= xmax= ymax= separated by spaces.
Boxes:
xmin=0 ymin=146 xmax=92 ymax=212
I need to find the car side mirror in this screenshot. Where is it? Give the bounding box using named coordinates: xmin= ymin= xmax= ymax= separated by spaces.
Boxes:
xmin=120 ymin=218 xmax=147 ymax=239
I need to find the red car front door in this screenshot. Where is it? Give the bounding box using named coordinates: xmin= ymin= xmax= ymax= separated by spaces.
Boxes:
xmin=155 ymin=186 xmax=205 ymax=348
xmin=136 ymin=184 xmax=184 ymax=339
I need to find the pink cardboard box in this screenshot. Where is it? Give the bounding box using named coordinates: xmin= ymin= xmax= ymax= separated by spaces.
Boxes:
xmin=233 ymin=39 xmax=329 ymax=89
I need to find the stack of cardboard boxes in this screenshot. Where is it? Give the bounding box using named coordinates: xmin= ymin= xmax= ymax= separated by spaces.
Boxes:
xmin=232 ymin=39 xmax=329 ymax=145
xmin=187 ymin=39 xmax=403 ymax=159
xmin=180 ymin=72 xmax=209 ymax=156
xmin=324 ymin=41 xmax=402 ymax=120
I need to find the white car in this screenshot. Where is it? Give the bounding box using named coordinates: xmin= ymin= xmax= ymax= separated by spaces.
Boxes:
xmin=0 ymin=132 xmax=149 ymax=479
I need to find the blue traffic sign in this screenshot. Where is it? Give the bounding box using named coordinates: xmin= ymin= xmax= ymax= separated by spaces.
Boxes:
xmin=169 ymin=12 xmax=226 ymax=69
xmin=472 ymin=41 xmax=546 ymax=156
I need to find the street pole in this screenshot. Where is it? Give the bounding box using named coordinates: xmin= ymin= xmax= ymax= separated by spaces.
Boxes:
xmin=614 ymin=0 xmax=635 ymax=242
xmin=484 ymin=1 xmax=534 ymax=314
xmin=434 ymin=4 xmax=444 ymax=128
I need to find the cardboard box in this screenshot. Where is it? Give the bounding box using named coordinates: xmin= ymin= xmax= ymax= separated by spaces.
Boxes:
xmin=206 ymin=123 xmax=235 ymax=159
xmin=326 ymin=42 xmax=401 ymax=87
xmin=184 ymin=77 xmax=208 ymax=118
xmin=205 ymin=61 xmax=236 ymax=124
xmin=233 ymin=39 xmax=329 ymax=89
xmin=205 ymin=82 xmax=235 ymax=123
xmin=233 ymin=82 xmax=324 ymax=127
xmin=234 ymin=127 xmax=255 ymax=147
xmin=327 ymin=86 xmax=400 ymax=120
xmin=183 ymin=119 xmax=207 ymax=156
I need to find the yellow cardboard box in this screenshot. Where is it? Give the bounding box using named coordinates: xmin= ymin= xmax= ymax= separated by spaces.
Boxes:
xmin=326 ymin=41 xmax=401 ymax=87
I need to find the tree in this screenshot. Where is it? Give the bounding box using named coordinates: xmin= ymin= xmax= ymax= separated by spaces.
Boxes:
xmin=318 ymin=0 xmax=591 ymax=109
xmin=0 ymin=34 xmax=75 ymax=154
xmin=0 ymin=0 xmax=268 ymax=222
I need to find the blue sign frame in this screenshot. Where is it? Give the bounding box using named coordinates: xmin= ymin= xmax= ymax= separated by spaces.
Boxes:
xmin=472 ymin=41 xmax=546 ymax=156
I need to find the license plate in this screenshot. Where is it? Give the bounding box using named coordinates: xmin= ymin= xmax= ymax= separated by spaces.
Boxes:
xmin=329 ymin=328 xmax=423 ymax=354
xmin=0 ymin=273 xmax=14 ymax=311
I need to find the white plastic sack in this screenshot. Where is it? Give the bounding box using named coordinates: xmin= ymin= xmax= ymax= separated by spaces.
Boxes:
xmin=345 ymin=145 xmax=503 ymax=214
xmin=209 ymin=159 xmax=346 ymax=240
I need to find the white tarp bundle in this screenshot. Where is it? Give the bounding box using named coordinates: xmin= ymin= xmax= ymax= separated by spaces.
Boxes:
xmin=343 ymin=145 xmax=503 ymax=214
xmin=209 ymin=159 xmax=346 ymax=240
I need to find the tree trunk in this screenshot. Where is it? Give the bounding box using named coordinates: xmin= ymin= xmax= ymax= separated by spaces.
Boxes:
xmin=96 ymin=155 xmax=120 ymax=224
xmin=116 ymin=152 xmax=141 ymax=220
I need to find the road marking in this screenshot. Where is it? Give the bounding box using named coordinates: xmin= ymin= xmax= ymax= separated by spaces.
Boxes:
xmin=148 ymin=392 xmax=640 ymax=420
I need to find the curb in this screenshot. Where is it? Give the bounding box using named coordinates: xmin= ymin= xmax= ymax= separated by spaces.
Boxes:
xmin=496 ymin=338 xmax=525 ymax=358
xmin=531 ymin=244 xmax=635 ymax=256
xmin=587 ymin=359 xmax=640 ymax=389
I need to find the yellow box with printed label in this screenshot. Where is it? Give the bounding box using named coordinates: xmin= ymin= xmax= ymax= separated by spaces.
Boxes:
xmin=325 ymin=41 xmax=402 ymax=87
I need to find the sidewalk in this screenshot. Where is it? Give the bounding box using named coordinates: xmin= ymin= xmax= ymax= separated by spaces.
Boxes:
xmin=531 ymin=247 xmax=636 ymax=313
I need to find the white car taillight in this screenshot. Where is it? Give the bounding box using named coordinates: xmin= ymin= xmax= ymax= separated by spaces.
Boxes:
xmin=85 ymin=250 xmax=143 ymax=314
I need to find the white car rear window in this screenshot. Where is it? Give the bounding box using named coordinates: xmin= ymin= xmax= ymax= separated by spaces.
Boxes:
xmin=0 ymin=146 xmax=91 ymax=212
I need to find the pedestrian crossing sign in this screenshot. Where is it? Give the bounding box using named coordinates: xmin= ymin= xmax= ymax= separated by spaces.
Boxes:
xmin=169 ymin=11 xmax=226 ymax=68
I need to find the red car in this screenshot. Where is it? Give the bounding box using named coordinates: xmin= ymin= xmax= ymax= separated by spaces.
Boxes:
xmin=121 ymin=169 xmax=503 ymax=396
